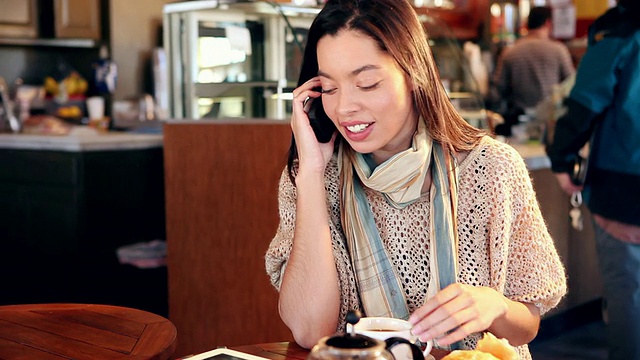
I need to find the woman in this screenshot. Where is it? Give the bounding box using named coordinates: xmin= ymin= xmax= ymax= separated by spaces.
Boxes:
xmin=265 ymin=0 xmax=566 ymax=358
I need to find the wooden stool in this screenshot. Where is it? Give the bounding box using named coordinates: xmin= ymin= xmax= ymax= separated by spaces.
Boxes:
xmin=0 ymin=303 xmax=176 ymax=359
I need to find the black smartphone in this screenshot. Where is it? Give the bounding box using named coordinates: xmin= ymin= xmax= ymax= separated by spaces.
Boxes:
xmin=303 ymin=95 xmax=336 ymax=143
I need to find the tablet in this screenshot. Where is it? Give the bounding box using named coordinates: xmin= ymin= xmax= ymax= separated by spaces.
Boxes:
xmin=185 ymin=347 xmax=271 ymax=360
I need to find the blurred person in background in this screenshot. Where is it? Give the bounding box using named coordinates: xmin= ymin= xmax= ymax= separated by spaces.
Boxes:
xmin=546 ymin=1 xmax=640 ymax=358
xmin=492 ymin=6 xmax=575 ymax=136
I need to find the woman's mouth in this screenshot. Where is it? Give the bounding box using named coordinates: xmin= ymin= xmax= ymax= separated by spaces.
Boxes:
xmin=346 ymin=123 xmax=371 ymax=133
xmin=343 ymin=122 xmax=374 ymax=142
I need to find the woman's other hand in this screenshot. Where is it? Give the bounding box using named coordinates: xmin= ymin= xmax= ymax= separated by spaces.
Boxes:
xmin=409 ymin=283 xmax=539 ymax=347
xmin=408 ymin=283 xmax=508 ymax=346
xmin=291 ymin=77 xmax=336 ymax=176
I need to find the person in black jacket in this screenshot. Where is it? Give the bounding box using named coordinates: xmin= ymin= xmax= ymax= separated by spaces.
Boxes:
xmin=546 ymin=1 xmax=640 ymax=358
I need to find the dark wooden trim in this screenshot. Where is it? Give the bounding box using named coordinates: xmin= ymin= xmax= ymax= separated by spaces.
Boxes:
xmin=164 ymin=122 xmax=294 ymax=357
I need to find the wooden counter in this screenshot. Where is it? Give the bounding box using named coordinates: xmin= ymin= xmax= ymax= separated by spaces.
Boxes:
xmin=0 ymin=134 xmax=166 ymax=314
xmin=231 ymin=341 xmax=450 ymax=360
xmin=0 ymin=131 xmax=163 ymax=151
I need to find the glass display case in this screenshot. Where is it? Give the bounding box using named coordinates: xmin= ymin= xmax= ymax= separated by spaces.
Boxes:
xmin=163 ymin=0 xmax=319 ymax=119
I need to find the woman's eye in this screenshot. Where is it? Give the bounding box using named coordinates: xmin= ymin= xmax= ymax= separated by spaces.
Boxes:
xmin=321 ymin=88 xmax=336 ymax=95
xmin=360 ymin=82 xmax=380 ymax=91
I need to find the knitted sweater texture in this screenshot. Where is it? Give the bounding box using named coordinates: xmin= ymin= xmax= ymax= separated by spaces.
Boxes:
xmin=265 ymin=136 xmax=566 ymax=359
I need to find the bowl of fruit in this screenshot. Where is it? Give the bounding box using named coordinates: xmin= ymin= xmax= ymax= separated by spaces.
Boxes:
xmin=44 ymin=71 xmax=89 ymax=124
xmin=55 ymin=104 xmax=85 ymax=124
xmin=44 ymin=71 xmax=89 ymax=101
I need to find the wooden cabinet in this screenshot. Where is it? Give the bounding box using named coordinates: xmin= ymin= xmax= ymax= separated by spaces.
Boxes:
xmin=163 ymin=120 xmax=294 ymax=357
xmin=0 ymin=0 xmax=102 ymax=41
xmin=54 ymin=0 xmax=101 ymax=39
xmin=0 ymin=0 xmax=38 ymax=38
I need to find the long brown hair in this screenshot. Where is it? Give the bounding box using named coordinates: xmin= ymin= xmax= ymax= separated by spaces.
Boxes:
xmin=287 ymin=0 xmax=485 ymax=178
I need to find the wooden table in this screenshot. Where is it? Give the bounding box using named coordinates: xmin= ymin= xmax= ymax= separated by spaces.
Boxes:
xmin=0 ymin=303 xmax=177 ymax=359
xmin=232 ymin=341 xmax=451 ymax=360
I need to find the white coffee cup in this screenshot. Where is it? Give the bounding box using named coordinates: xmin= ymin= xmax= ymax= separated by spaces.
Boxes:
xmin=347 ymin=317 xmax=433 ymax=360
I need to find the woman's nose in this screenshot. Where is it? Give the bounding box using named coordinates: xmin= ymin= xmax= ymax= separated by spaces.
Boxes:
xmin=335 ymin=90 xmax=360 ymax=116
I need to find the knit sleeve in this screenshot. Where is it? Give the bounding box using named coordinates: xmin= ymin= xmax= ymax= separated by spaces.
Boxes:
xmin=265 ymin=168 xmax=297 ymax=291
xmin=264 ymin=162 xmax=362 ymax=333
xmin=486 ymin=143 xmax=567 ymax=315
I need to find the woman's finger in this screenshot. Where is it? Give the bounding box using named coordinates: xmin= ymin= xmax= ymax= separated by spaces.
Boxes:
xmin=409 ymin=283 xmax=466 ymax=326
xmin=414 ymin=304 xmax=479 ymax=343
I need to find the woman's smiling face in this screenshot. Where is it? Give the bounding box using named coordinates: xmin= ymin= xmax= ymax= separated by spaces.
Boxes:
xmin=317 ymin=29 xmax=419 ymax=164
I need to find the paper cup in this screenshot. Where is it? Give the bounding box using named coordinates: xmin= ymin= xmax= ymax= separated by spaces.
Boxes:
xmin=86 ymin=96 xmax=105 ymax=120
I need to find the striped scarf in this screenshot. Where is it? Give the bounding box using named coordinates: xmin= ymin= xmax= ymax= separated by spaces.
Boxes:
xmin=339 ymin=120 xmax=460 ymax=339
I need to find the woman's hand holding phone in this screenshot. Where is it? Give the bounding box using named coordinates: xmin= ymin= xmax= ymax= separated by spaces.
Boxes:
xmin=291 ymin=77 xmax=336 ymax=175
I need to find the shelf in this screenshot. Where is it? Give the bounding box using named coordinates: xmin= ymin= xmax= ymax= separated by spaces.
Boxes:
xmin=0 ymin=37 xmax=100 ymax=48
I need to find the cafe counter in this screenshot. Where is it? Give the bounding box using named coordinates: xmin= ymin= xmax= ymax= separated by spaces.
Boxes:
xmin=0 ymin=131 xmax=163 ymax=151
xmin=0 ymin=129 xmax=166 ymax=312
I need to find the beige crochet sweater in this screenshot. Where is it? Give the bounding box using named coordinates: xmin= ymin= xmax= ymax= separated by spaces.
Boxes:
xmin=265 ymin=136 xmax=567 ymax=359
